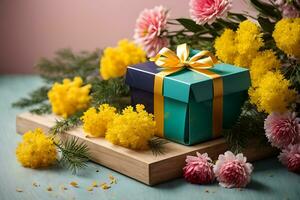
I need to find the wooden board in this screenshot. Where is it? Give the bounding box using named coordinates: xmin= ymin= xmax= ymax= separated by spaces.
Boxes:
xmin=16 ymin=112 xmax=276 ymax=185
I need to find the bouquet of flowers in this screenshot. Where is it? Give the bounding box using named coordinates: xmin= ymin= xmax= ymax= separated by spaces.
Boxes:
xmin=13 ymin=0 xmax=300 ymax=174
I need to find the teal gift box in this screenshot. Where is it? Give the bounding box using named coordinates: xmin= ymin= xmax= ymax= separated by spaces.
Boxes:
xmin=125 ymin=49 xmax=250 ymax=145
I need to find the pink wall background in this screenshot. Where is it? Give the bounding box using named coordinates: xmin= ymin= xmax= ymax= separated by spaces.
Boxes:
xmin=0 ymin=0 xmax=253 ymax=74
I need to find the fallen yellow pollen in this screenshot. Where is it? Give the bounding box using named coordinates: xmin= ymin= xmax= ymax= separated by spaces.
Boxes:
xmin=110 ymin=179 xmax=117 ymax=184
xmin=86 ymin=186 xmax=93 ymax=191
xmin=32 ymin=182 xmax=38 ymax=187
xmin=16 ymin=188 xmax=23 ymax=192
xmin=100 ymin=183 xmax=111 ymax=190
xmin=70 ymin=181 xmax=78 ymax=188
xmin=109 ymin=175 xmax=117 ymax=184
xmin=91 ymin=181 xmax=98 ymax=187
xmin=47 ymin=186 xmax=53 ymax=191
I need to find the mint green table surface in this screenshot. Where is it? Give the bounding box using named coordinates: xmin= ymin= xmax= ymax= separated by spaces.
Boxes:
xmin=0 ymin=75 xmax=299 ymax=200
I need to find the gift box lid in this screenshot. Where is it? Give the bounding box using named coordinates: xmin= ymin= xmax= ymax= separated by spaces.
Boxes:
xmin=125 ymin=49 xmax=250 ymax=103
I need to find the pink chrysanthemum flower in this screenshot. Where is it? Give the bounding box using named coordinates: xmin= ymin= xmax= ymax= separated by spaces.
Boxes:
xmin=274 ymin=0 xmax=300 ymax=18
xmin=134 ymin=6 xmax=169 ymax=57
xmin=189 ymin=0 xmax=232 ymax=25
xmin=279 ymin=144 xmax=300 ymax=173
xmin=214 ymin=151 xmax=253 ymax=188
xmin=264 ymin=112 xmax=300 ymax=149
xmin=183 ymin=152 xmax=214 ymax=184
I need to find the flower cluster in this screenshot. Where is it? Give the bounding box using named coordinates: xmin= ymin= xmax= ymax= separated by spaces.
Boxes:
xmin=249 ymin=71 xmax=297 ymax=114
xmin=48 ymin=77 xmax=91 ymax=118
xmin=264 ymin=112 xmax=300 ymax=173
xmin=214 ymin=20 xmax=264 ymax=68
xmin=183 ymin=151 xmax=253 ymax=188
xmin=134 ymin=6 xmax=169 ymax=57
xmin=100 ymin=39 xmax=146 ymax=80
xmin=273 ymin=18 xmax=300 ymax=58
xmin=16 ymin=128 xmax=57 ymax=168
xmin=105 ymin=104 xmax=156 ymax=150
xmin=215 ymin=20 xmax=298 ymax=114
xmin=81 ymin=104 xmax=156 ymax=150
xmin=189 ymin=0 xmax=232 ymax=25
xmin=81 ymin=104 xmax=117 ymax=137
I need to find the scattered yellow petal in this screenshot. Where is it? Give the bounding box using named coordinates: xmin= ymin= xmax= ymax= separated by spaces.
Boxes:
xmin=109 ymin=175 xmax=117 ymax=184
xmin=32 ymin=182 xmax=38 ymax=187
xmin=70 ymin=181 xmax=78 ymax=188
xmin=86 ymin=186 xmax=93 ymax=192
xmin=61 ymin=185 xmax=68 ymax=190
xmin=100 ymin=183 xmax=111 ymax=190
xmin=16 ymin=188 xmax=23 ymax=192
xmin=91 ymin=181 xmax=98 ymax=187
xmin=47 ymin=186 xmax=53 ymax=191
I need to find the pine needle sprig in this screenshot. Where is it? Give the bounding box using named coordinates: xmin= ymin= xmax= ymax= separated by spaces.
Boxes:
xmin=223 ymin=101 xmax=268 ymax=153
xmin=12 ymin=86 xmax=50 ymax=108
xmin=89 ymin=77 xmax=130 ymax=110
xmin=36 ymin=48 xmax=100 ymax=83
xmin=55 ymin=137 xmax=90 ymax=174
xmin=29 ymin=103 xmax=52 ymax=115
xmin=148 ymin=137 xmax=169 ymax=156
xmin=50 ymin=112 xmax=83 ymax=135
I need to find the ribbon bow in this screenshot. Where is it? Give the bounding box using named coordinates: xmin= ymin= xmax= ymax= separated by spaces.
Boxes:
xmin=150 ymin=43 xmax=218 ymax=71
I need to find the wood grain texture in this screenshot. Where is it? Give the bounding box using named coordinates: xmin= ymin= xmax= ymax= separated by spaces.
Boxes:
xmin=16 ymin=112 xmax=276 ymax=185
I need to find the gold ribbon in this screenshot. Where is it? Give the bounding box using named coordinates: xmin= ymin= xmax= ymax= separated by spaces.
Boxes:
xmin=151 ymin=43 xmax=223 ymax=138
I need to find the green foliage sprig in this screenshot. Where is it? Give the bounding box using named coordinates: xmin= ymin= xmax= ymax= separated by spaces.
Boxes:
xmin=50 ymin=112 xmax=83 ymax=135
xmin=89 ymin=77 xmax=130 ymax=110
xmin=12 ymin=86 xmax=51 ymax=114
xmin=148 ymin=137 xmax=169 ymax=156
xmin=12 ymin=86 xmax=50 ymax=108
xmin=223 ymin=101 xmax=268 ymax=153
xmin=167 ymin=12 xmax=245 ymax=51
xmin=55 ymin=137 xmax=90 ymax=174
xmin=37 ymin=48 xmax=100 ymax=83
xmin=29 ymin=103 xmax=52 ymax=115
